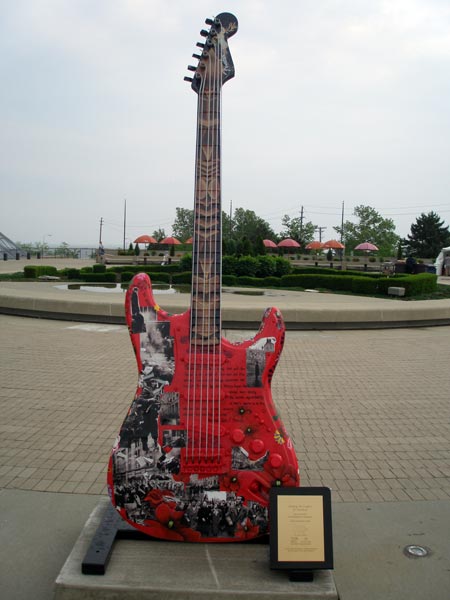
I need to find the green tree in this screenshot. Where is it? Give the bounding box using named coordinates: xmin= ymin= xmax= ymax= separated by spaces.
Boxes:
xmin=334 ymin=205 xmax=399 ymax=256
xmin=280 ymin=215 xmax=316 ymax=247
xmin=172 ymin=207 xmax=194 ymax=242
xmin=404 ymin=211 xmax=450 ymax=258
xmin=232 ymin=208 xmax=276 ymax=246
xmin=152 ymin=228 xmax=166 ymax=242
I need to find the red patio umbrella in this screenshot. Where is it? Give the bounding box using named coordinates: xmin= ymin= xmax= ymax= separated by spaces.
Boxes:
xmin=263 ymin=239 xmax=277 ymax=248
xmin=185 ymin=237 xmax=193 ymax=244
xmin=355 ymin=242 xmax=379 ymax=252
xmin=134 ymin=235 xmax=157 ymax=244
xmin=323 ymin=239 xmax=345 ymax=250
xmin=278 ymin=238 xmax=300 ymax=248
xmin=161 ymin=236 xmax=181 ymax=245
xmin=305 ymin=241 xmax=325 ymax=250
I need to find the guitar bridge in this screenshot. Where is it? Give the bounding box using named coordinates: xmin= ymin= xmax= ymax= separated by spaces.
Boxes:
xmin=181 ymin=451 xmax=228 ymax=475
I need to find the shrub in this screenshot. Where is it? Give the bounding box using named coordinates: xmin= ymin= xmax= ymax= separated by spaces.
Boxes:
xmin=237 ymin=276 xmax=264 ymax=287
xmin=351 ymin=277 xmax=379 ymax=295
xmin=222 ymin=274 xmax=237 ymax=286
xmin=23 ymin=265 xmax=58 ymax=278
xmin=93 ymin=264 xmax=106 ymax=273
xmin=222 ymin=255 xmax=239 ymax=275
xmin=263 ymin=276 xmax=281 ymax=287
xmin=179 ymin=253 xmax=192 ymax=271
xmin=82 ymin=272 xmax=116 ymax=283
xmin=274 ymin=256 xmax=292 ymax=277
xmin=66 ymin=268 xmax=81 ymax=280
xmin=235 ymin=256 xmax=259 ymax=277
xmin=172 ymin=271 xmax=192 ymax=284
xmin=121 ymin=271 xmax=135 ymax=283
xmin=255 ymin=255 xmax=277 ymax=278
xmin=148 ymin=272 xmax=170 ymax=284
xmin=80 ymin=266 xmax=93 ymax=273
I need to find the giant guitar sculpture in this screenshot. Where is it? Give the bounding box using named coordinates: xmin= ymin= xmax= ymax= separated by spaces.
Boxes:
xmin=108 ymin=12 xmax=299 ymax=542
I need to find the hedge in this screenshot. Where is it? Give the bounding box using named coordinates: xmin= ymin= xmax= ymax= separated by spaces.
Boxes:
xmin=92 ymin=264 xmax=106 ymax=273
xmin=82 ymin=272 xmax=117 ymax=283
xmin=120 ymin=272 xmax=172 ymax=284
xmin=23 ymin=265 xmax=58 ymax=278
xmin=263 ymin=276 xmax=281 ymax=287
xmin=171 ymin=271 xmax=192 ymax=284
xmin=237 ymin=276 xmax=265 ymax=287
xmin=222 ymin=274 xmax=237 ymax=286
xmin=108 ymin=264 xmax=180 ymax=274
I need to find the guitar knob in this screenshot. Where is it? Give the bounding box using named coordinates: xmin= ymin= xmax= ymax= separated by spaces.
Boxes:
xmin=250 ymin=439 xmax=265 ymax=454
xmin=231 ymin=429 xmax=245 ymax=444
xmin=269 ymin=453 xmax=283 ymax=468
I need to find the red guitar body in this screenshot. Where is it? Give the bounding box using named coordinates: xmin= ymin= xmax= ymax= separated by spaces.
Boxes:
xmin=107 ymin=13 xmax=299 ymax=542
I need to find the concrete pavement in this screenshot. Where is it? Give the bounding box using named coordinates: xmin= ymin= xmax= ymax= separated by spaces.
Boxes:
xmin=0 ymin=258 xmax=449 ymax=598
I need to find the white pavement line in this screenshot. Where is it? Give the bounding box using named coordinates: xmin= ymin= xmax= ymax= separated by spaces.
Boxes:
xmin=205 ymin=547 xmax=221 ymax=589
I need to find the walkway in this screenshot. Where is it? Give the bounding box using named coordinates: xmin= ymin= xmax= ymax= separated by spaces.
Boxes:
xmin=1 ymin=259 xmax=450 ymax=599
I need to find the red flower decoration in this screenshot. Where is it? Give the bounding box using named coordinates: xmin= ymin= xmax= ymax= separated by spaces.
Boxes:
xmin=263 ymin=461 xmax=298 ymax=488
xmin=144 ymin=488 xmax=175 ymax=508
xmin=144 ymin=502 xmax=201 ymax=542
xmin=235 ymin=517 xmax=260 ymax=541
xmin=220 ymin=473 xmax=240 ymax=493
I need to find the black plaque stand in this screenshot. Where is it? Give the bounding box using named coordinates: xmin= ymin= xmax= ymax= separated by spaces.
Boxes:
xmin=81 ymin=503 xmax=148 ymax=575
xmin=289 ymin=570 xmax=314 ymax=582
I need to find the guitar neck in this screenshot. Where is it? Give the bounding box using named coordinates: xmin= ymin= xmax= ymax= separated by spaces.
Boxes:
xmin=190 ymin=89 xmax=222 ymax=346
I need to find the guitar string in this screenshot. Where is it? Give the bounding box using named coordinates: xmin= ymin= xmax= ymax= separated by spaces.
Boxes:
xmin=204 ymin=36 xmax=221 ymax=459
xmin=187 ymin=64 xmax=206 ymax=460
xmin=212 ymin=35 xmax=222 ymax=461
xmin=209 ymin=37 xmax=220 ymax=459
xmin=216 ymin=35 xmax=223 ymax=461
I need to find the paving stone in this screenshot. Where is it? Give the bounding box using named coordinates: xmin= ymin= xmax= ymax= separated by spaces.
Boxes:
xmin=0 ymin=315 xmax=449 ymax=506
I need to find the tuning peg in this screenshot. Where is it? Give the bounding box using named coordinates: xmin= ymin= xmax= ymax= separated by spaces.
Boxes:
xmin=205 ymin=18 xmax=214 ymax=26
xmin=187 ymin=65 xmax=197 ymax=72
xmin=200 ymin=29 xmax=209 ymax=37
xmin=192 ymin=53 xmax=201 ymax=60
xmin=184 ymin=76 xmax=193 ymax=82
xmin=196 ymin=42 xmax=205 ymax=48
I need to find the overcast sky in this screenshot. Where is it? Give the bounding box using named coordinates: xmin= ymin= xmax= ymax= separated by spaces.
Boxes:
xmin=1 ymin=0 xmax=450 ymax=248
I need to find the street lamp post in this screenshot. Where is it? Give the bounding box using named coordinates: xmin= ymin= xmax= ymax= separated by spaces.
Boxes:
xmin=42 ymin=234 xmax=52 ymax=258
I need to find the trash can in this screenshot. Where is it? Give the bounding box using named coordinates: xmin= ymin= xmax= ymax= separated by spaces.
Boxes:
xmin=3 ymin=253 xmax=7 ymax=261
xmin=16 ymin=252 xmax=20 ymax=260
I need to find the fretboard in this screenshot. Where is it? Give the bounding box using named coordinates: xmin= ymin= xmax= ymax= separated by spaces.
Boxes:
xmin=190 ymin=89 xmax=222 ymax=346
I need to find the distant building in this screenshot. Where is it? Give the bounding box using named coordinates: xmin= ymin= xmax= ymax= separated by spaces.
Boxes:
xmin=0 ymin=232 xmax=24 ymax=259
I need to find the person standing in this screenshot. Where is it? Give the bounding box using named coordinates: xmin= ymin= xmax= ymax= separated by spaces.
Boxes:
xmin=444 ymin=254 xmax=450 ymax=276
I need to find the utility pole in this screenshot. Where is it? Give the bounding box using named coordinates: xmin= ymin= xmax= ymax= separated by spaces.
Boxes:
xmin=99 ymin=217 xmax=103 ymax=245
xmin=123 ymin=199 xmax=127 ymax=251
xmin=299 ymin=205 xmax=304 ymax=241
xmin=315 ymin=226 xmax=327 ymax=242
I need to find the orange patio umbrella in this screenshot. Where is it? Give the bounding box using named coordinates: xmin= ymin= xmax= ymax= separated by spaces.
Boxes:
xmin=278 ymin=238 xmax=300 ymax=248
xmin=323 ymin=239 xmax=345 ymax=250
xmin=134 ymin=235 xmax=157 ymax=244
xmin=161 ymin=236 xmax=181 ymax=245
xmin=305 ymin=241 xmax=325 ymax=250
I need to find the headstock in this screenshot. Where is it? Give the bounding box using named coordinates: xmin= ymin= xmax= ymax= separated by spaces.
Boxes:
xmin=184 ymin=12 xmax=238 ymax=94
